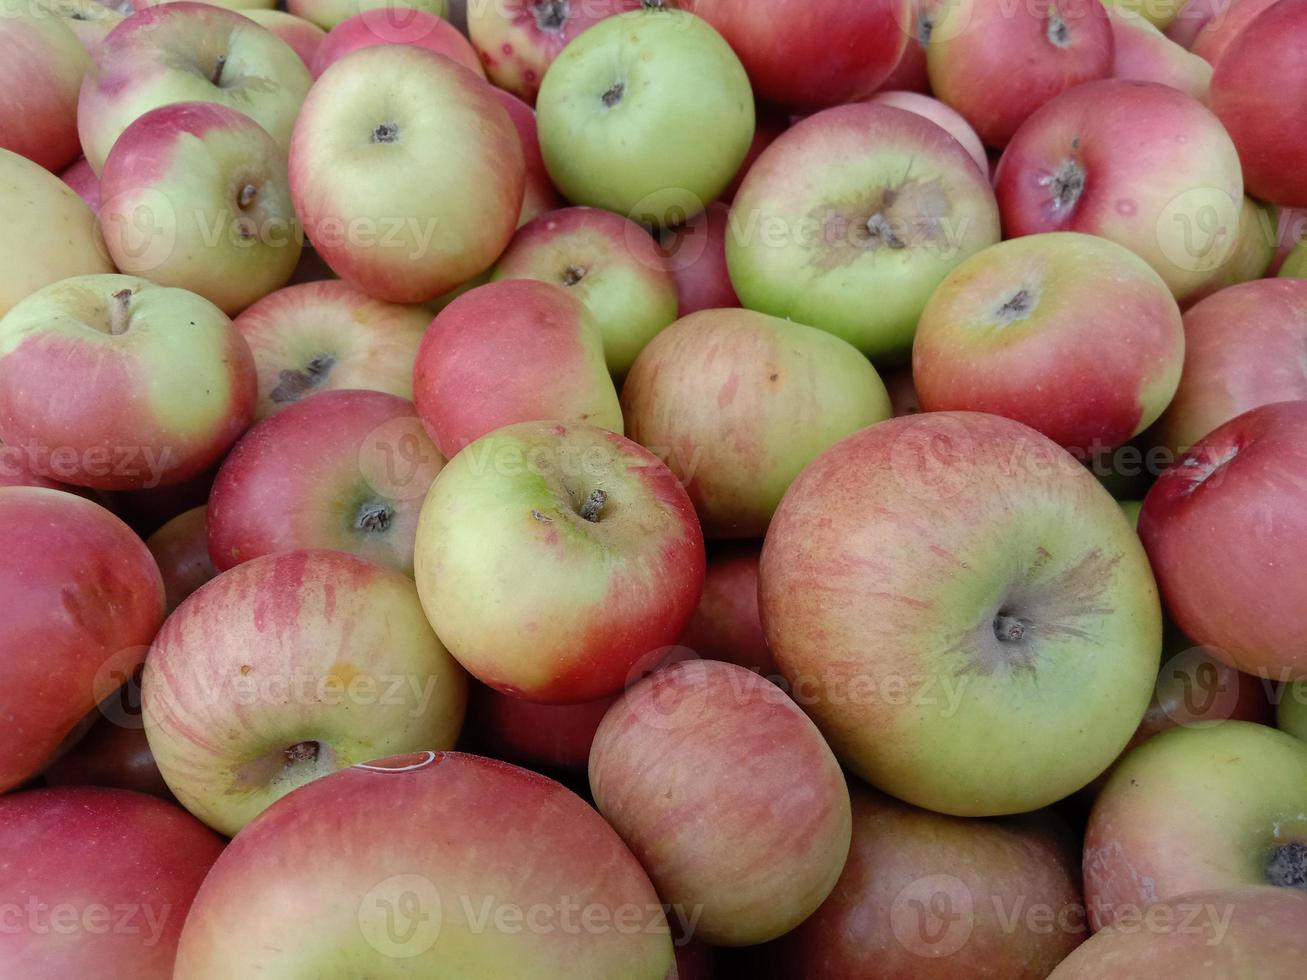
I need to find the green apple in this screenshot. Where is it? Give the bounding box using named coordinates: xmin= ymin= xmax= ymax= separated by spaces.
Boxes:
xmin=1280 ymin=682 xmax=1307 ymax=743
xmin=286 ymin=0 xmax=447 ymax=31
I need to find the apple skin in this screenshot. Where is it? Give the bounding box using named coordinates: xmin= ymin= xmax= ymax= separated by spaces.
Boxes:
xmin=414 ymin=421 xmax=705 ymax=704
xmin=759 ymin=412 xmax=1162 ymax=816
xmin=208 ymin=390 xmax=442 ymax=575
xmin=720 ymin=108 xmax=787 ymax=203
xmin=1163 ymin=0 xmax=1222 ymax=47
xmin=1281 ymin=239 xmax=1307 ymax=278
xmin=243 ymin=10 xmax=326 ymax=67
xmin=142 ymin=549 xmax=468 ymax=835
xmin=590 ymin=660 xmax=853 ymax=946
xmin=1190 ymin=0 xmax=1279 ymax=66
xmin=677 ymin=0 xmax=908 ymax=110
xmin=927 ymin=0 xmax=1113 ymax=149
xmin=1139 ymin=401 xmax=1307 ymax=679
xmin=131 ymin=0 xmax=275 ymax=10
xmin=467 ymin=0 xmax=639 ymax=103
xmin=467 ymin=682 xmax=617 ymax=773
xmin=1183 ymin=195 xmax=1277 ymax=303
xmin=0 ymin=7 xmax=87 ymax=172
xmin=310 ymin=8 xmax=481 ymax=77
xmin=59 ymin=156 xmax=100 ymax=212
xmin=0 ymin=274 xmax=257 ymax=491
xmin=286 ymin=0 xmax=448 ymax=31
xmin=0 ymin=149 xmax=113 ymax=318
xmin=1209 ymin=0 xmax=1307 ymax=207
xmin=996 ymin=80 xmax=1244 ymax=302
xmin=728 ymin=103 xmax=1001 ymax=362
xmin=912 ymin=232 xmax=1185 ymax=455
xmin=0 ymin=488 xmax=165 ymax=793
xmin=1271 ymin=206 xmax=1307 ymax=274
xmin=677 ymin=543 xmax=774 ymax=676
xmin=1050 ymin=886 xmax=1307 ymax=978
xmin=77 ymin=3 xmax=312 ymax=174
xmin=1281 ymin=683 xmax=1307 ymax=742
xmin=1151 ymin=279 xmax=1307 ymax=456
xmin=173 ymin=752 xmax=673 ymax=978
xmin=1105 ymin=4 xmax=1212 ymax=99
xmin=147 ymin=505 xmax=217 ymax=613
xmin=536 ymin=7 xmax=754 ymax=225
xmin=490 ymin=87 xmax=560 ymax=227
xmin=412 ymin=279 xmax=621 ymax=458
xmin=492 ymin=206 xmax=678 ymax=375
xmin=0 ymin=787 xmax=225 ymax=980
xmin=290 ymin=45 xmax=524 ymax=303
xmin=873 ymin=0 xmax=930 ymax=95
xmin=99 ymin=101 xmax=302 ymax=316
xmin=1084 ymin=721 xmax=1307 ymax=928
xmin=753 ymin=786 xmax=1086 ymax=979
xmin=622 ymin=308 xmax=893 ymax=537
xmin=31 ymin=0 xmax=125 ymax=54
xmin=660 ymin=202 xmax=739 ymax=317
xmin=233 ymin=280 xmax=431 ymax=421
xmin=868 ymin=91 xmax=989 ymax=175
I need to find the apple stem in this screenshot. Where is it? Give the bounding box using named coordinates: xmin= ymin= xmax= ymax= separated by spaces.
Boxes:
xmin=993 ymin=611 xmax=1029 ymax=643
xmin=210 ymin=54 xmax=226 ymax=87
xmin=866 ymin=213 xmax=907 ymax=250
xmin=284 ymin=741 xmax=320 ymax=765
xmin=601 ymin=83 xmax=625 ymax=108
xmin=562 ymin=265 xmax=586 ymax=286
xmin=355 ymin=502 xmax=394 ymax=534
xmin=238 ymin=183 xmax=257 ymax=209
xmin=578 ymin=488 xmax=608 ymax=522
xmin=108 ymin=288 xmax=132 ymax=336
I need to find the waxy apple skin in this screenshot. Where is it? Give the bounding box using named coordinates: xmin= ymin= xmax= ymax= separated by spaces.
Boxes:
xmin=1104 ymin=5 xmax=1212 ymax=100
xmin=244 ymin=10 xmax=326 ymax=67
xmin=490 ymin=87 xmax=560 ymax=228
xmin=147 ymin=505 xmax=217 ymax=614
xmin=310 ymin=8 xmax=482 ymax=78
xmin=0 ymin=6 xmax=87 ymax=172
xmin=868 ymin=91 xmax=989 ymax=175
xmin=286 ymin=0 xmax=448 ymax=31
xmin=468 ymin=683 xmax=616 ymax=772
xmin=43 ymin=715 xmax=174 ymax=801
xmin=0 ymin=488 xmax=165 ymax=793
xmin=661 ymin=202 xmax=740 ymax=317
xmin=760 ymin=412 xmax=1162 ymax=816
xmin=677 ymin=543 xmax=774 ymax=676
xmin=173 ymin=752 xmax=674 ymax=979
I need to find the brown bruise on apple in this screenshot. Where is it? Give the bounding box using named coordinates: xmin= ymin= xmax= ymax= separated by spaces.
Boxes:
xmin=805 ymin=176 xmax=957 ymax=271
xmin=269 ymin=353 xmax=336 ymax=405
xmin=230 ymin=737 xmax=333 ymax=796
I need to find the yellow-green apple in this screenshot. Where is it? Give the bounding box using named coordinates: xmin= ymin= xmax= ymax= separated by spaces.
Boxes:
xmin=1271 ymin=207 xmax=1307 ymax=273
xmin=535 ymin=6 xmax=753 ymax=225
xmin=207 ymin=389 xmax=442 ymax=574
xmin=996 ymin=80 xmax=1243 ymax=301
xmin=0 ymin=488 xmax=164 ymax=792
xmin=1184 ymin=195 xmax=1277 ymax=303
xmin=676 ymin=0 xmax=908 ymax=110
xmin=1281 ymin=239 xmax=1307 ymax=278
xmin=411 ymin=280 xmax=621 ymax=458
xmin=0 ymin=5 xmax=87 ymax=171
xmin=172 ymin=752 xmax=673 ymax=978
xmin=1105 ymin=4 xmax=1212 ymax=98
xmin=309 ymin=7 xmax=481 ymax=77
xmin=492 ymin=206 xmax=678 ymax=375
xmin=1152 ymin=279 xmax=1307 ymax=456
xmin=43 ymin=714 xmax=173 ymax=800
xmin=660 ymin=202 xmax=739 ymax=317
xmin=290 ymin=44 xmax=523 ymax=303
xmin=760 ymin=412 xmax=1162 ymax=816
xmin=490 ymin=87 xmax=560 ymax=227
xmin=77 ymin=3 xmax=312 ymax=174
xmin=243 ymin=10 xmax=326 ymax=67
xmin=130 ymin=0 xmax=275 ymax=10
xmin=589 ymin=659 xmax=852 ymax=945
xmin=30 ymin=0 xmax=125 ymax=53
xmin=0 ymin=149 xmax=113 ymax=317
xmin=147 ymin=505 xmax=217 ymax=613
xmin=912 ymin=232 xmax=1185 ymax=455
xmin=677 ymin=543 xmax=774 ymax=676
xmin=927 ymin=0 xmax=1113 ymax=149
xmin=868 ymin=90 xmax=989 ymax=174
xmin=1191 ymin=0 xmax=1278 ymax=65
xmin=754 ymin=786 xmax=1086 ymax=978
xmin=621 ymin=308 xmax=893 ymax=537
xmin=1102 ymin=0 xmax=1185 ymax=27
xmin=413 ymin=421 xmax=705 ymax=703
xmin=98 ymin=102 xmax=302 ymax=315
xmin=286 ymin=0 xmax=447 ymax=30
xmin=1139 ymin=401 xmax=1307 ymax=679
xmin=234 ymin=280 xmax=430 ymax=421
xmin=728 ymin=104 xmax=1001 ymax=361
xmin=1281 ymin=683 xmax=1307 ymax=741
xmin=1210 ymin=1 xmax=1307 ymax=207
xmin=1051 ymin=886 xmax=1307 ymax=978
xmin=142 ymin=549 xmax=468 ymax=834
xmin=1084 ymin=722 xmax=1307 ymax=927
xmin=0 ymin=274 xmax=256 ymax=490
xmin=59 ymin=155 xmax=100 ymax=211
xmin=0 ymin=787 xmax=224 ymax=979
xmin=466 ymin=0 xmax=638 ymax=103
xmin=467 ymin=682 xmax=617 ymax=772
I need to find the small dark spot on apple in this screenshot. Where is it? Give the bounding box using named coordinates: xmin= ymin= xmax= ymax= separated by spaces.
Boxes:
xmin=769 ymin=373 xmax=779 ymax=381
xmin=240 ymin=664 xmax=252 ymax=675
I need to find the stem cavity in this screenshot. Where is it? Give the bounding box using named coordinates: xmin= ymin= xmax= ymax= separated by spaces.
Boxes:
xmin=578 ymin=488 xmax=608 ymax=522
xmin=108 ymin=288 xmax=132 ymax=336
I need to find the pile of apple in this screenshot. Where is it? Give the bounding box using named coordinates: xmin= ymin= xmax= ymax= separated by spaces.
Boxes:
xmin=5 ymin=0 xmax=1307 ymax=975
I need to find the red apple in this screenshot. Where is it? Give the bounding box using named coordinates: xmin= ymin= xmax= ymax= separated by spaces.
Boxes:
xmin=0 ymin=440 xmax=80 ymax=492
xmin=467 ymin=682 xmax=616 ymax=772
xmin=677 ymin=543 xmax=774 ymax=676
xmin=720 ymin=109 xmax=787 ymax=203
xmin=0 ymin=6 xmax=87 ymax=172
xmin=1164 ymin=0 xmax=1224 ymax=47
xmin=660 ymin=202 xmax=739 ymax=317
xmin=874 ymin=0 xmax=930 ymax=94
xmin=43 ymin=714 xmax=172 ymax=801
xmin=869 ymin=90 xmax=989 ymax=174
xmin=1105 ymin=4 xmax=1212 ymax=99
xmin=310 ymin=8 xmax=482 ymax=77
xmin=490 ymin=87 xmax=560 ymax=227
xmin=146 ymin=505 xmax=216 ymax=613
xmin=1271 ymin=205 xmax=1307 ymax=274
xmin=1190 ymin=0 xmax=1279 ymax=65
xmin=243 ymin=10 xmax=327 ymax=67
xmin=58 ymin=156 xmax=100 ymax=212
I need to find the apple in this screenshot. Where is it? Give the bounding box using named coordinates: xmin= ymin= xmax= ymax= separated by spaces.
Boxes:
xmin=412 ymin=280 xmax=621 ymax=458
xmin=995 ymin=79 xmax=1244 ymax=302
xmin=883 ymin=365 xmax=922 ymax=417
xmin=927 ymin=0 xmax=1113 ymax=149
xmin=1051 ymin=886 xmax=1307 ymax=977
xmin=1139 ymin=401 xmax=1307 ymax=679
xmin=490 ymin=87 xmax=560 ymax=227
xmin=659 ymin=202 xmax=739 ymax=317
xmin=43 ymin=715 xmax=173 ymax=800
xmin=1281 ymin=239 xmax=1307 ymax=278
xmin=30 ymin=0 xmax=125 ymax=53
xmin=677 ymin=544 xmax=774 ymax=677
xmin=147 ymin=505 xmax=217 ymax=612
xmin=1084 ymin=721 xmax=1307 ymax=927
xmin=0 ymin=274 xmax=256 ymax=490
xmin=590 ymin=659 xmax=852 ymax=945
xmin=1190 ymin=0 xmax=1279 ymax=65
xmin=1105 ymin=4 xmax=1213 ymax=99
xmin=491 ymin=206 xmax=678 ymax=375
xmin=1102 ymin=0 xmax=1186 ymax=26
xmin=622 ymin=307 xmax=893 ymax=537
xmin=1271 ymin=206 xmax=1307 ymax=273
xmin=59 ymin=156 xmax=100 ymax=211
xmin=99 ymin=101 xmax=302 ymax=315
xmin=1281 ymin=682 xmax=1307 ymax=741
xmin=677 ymin=0 xmax=908 ymax=110
xmin=130 ymin=0 xmax=275 ymax=9
xmin=1163 ymin=0 xmax=1223 ymax=46
xmin=208 ymin=389 xmax=443 ymax=574
xmin=0 ymin=787 xmax=225 ymax=979
xmin=243 ymin=9 xmax=326 ymax=67
xmin=535 ymin=6 xmax=754 ymax=225
xmin=1208 ymin=0 xmax=1307 ymax=207
xmin=0 ymin=488 xmax=164 ymax=792
xmin=760 ymin=411 xmax=1162 ymax=816
xmin=467 ymin=682 xmax=617 ymax=772
xmin=720 ymin=108 xmax=787 ymax=203
xmin=912 ymin=232 xmax=1185 ymax=456
xmin=868 ymin=91 xmax=989 ymax=175
xmin=290 ymin=44 xmax=524 ymax=303
xmin=414 ymin=421 xmax=705 ymax=703
xmin=173 ymin=752 xmax=673 ymax=977
xmin=874 ymin=0 xmax=930 ymax=95
xmin=0 ymin=149 xmax=113 ymax=318
xmin=754 ymin=786 xmax=1086 ymax=978
xmin=727 ymin=103 xmax=1001 ymax=361
xmin=0 ymin=439 xmax=81 ymax=492
xmin=0 ymin=5 xmax=87 ymax=171
xmin=233 ymin=280 xmax=431 ymax=421
xmin=1183 ymin=195 xmax=1277 ymax=303
xmin=143 ymin=549 xmax=468 ymax=834
xmin=107 ymin=465 xmax=218 ymax=539
xmin=286 ymin=0 xmax=447 ymax=31
xmin=78 ymin=3 xmax=312 ymax=174
xmin=310 ymin=7 xmax=482 ymax=77
xmin=466 ymin=0 xmax=638 ymax=103
xmin=1151 ymin=279 xmax=1307 ymax=456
